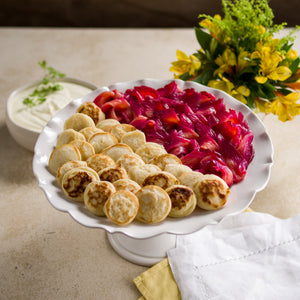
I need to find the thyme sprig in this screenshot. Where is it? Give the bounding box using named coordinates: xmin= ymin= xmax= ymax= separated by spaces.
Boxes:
xmin=23 ymin=61 xmax=66 ymax=107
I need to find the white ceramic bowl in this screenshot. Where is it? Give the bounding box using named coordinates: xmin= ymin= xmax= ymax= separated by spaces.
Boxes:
xmin=6 ymin=77 xmax=98 ymax=152
xmin=33 ymin=78 xmax=273 ymax=239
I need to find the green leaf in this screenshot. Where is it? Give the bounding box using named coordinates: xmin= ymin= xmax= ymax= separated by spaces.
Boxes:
xmin=23 ymin=97 xmax=34 ymax=107
xmin=246 ymin=92 xmax=256 ymax=108
xmin=289 ymin=57 xmax=300 ymax=74
xmin=257 ymin=82 xmax=276 ymax=99
xmin=38 ymin=60 xmax=47 ymax=69
xmin=22 ymin=61 xmax=66 ymax=107
xmin=277 ymin=88 xmax=292 ymax=96
xmin=42 ymin=78 xmax=50 ymax=85
xmin=281 ymin=43 xmax=293 ymax=53
xmin=213 ymin=42 xmax=224 ymax=60
xmin=58 ymin=72 xmax=66 ymax=78
xmin=179 ymin=72 xmax=193 ymax=81
xmin=194 ymin=27 xmax=212 ymax=52
xmin=38 ymin=97 xmax=47 ymax=104
xmin=209 ymin=38 xmax=218 ymax=55
xmin=195 ymin=51 xmax=207 ymax=62
xmin=192 ymin=68 xmax=214 ymax=85
xmin=239 ymin=66 xmax=256 ymax=76
xmin=204 ymin=49 xmax=212 ymax=61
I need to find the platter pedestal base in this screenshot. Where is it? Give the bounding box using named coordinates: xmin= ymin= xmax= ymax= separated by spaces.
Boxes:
xmin=107 ymin=232 xmax=177 ymax=266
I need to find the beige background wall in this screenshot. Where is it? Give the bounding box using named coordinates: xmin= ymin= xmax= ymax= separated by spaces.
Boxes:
xmin=1 ymin=0 xmax=299 ymax=27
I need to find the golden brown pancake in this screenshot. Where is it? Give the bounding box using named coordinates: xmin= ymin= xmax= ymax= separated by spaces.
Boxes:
xmin=193 ymin=174 xmax=230 ymax=210
xmin=135 ymin=142 xmax=167 ymax=163
xmin=120 ymin=130 xmax=146 ymax=152
xmin=48 ymin=143 xmax=81 ymax=174
xmin=86 ymin=153 xmax=115 ymax=173
xmin=101 ymin=143 xmax=133 ymax=162
xmin=69 ymin=140 xmax=95 ymax=161
xmin=96 ymin=118 xmax=120 ymax=132
xmin=84 ymin=181 xmax=116 ymax=216
xmin=56 ymin=160 xmax=87 ymax=186
xmin=142 ymin=171 xmax=179 ymax=190
xmin=76 ymin=101 xmax=105 ymax=125
xmin=164 ymin=163 xmax=193 ymax=179
xmin=178 ymin=171 xmax=204 ymax=189
xmin=116 ymin=153 xmax=145 ymax=172
xmin=98 ymin=165 xmax=128 ymax=183
xmin=88 ymin=132 xmax=118 ymax=153
xmin=113 ymin=178 xmax=141 ymax=194
xmin=135 ymin=185 xmax=171 ymax=224
xmin=61 ymin=166 xmax=99 ymax=202
xmin=110 ymin=123 xmax=136 ymax=141
xmin=150 ymin=153 xmax=182 ymax=170
xmin=166 ymin=185 xmax=197 ymax=217
xmin=56 ymin=129 xmax=86 ymax=147
xmin=104 ymin=190 xmax=139 ymax=226
xmin=79 ymin=126 xmax=104 ymax=141
xmin=128 ymin=164 xmax=161 ymax=185
xmin=64 ymin=113 xmax=95 ymax=131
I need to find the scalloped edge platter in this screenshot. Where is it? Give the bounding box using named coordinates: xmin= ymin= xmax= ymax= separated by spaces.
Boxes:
xmin=33 ymin=78 xmax=273 ymax=239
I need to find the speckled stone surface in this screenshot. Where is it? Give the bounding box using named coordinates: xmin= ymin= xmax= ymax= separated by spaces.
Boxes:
xmin=1 ymin=28 xmax=300 ymax=300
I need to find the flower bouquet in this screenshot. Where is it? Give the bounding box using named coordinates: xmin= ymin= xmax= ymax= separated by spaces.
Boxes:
xmin=170 ymin=0 xmax=300 ymax=121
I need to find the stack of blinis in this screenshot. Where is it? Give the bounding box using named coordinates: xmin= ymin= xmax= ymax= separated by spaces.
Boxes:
xmin=48 ymin=102 xmax=230 ymax=226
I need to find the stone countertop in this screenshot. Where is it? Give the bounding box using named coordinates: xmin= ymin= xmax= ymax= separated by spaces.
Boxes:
xmin=1 ymin=28 xmax=300 ymax=300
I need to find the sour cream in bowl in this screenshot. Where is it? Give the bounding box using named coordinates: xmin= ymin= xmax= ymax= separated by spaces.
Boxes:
xmin=6 ymin=77 xmax=97 ymax=152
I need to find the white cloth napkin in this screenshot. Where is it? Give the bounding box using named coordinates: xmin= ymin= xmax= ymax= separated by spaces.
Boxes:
xmin=167 ymin=212 xmax=300 ymax=300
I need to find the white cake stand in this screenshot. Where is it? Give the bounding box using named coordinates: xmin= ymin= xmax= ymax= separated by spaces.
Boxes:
xmin=107 ymin=232 xmax=177 ymax=266
xmin=33 ymin=79 xmax=273 ymax=266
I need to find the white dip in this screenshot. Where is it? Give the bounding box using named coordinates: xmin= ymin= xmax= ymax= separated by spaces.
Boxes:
xmin=9 ymin=82 xmax=93 ymax=132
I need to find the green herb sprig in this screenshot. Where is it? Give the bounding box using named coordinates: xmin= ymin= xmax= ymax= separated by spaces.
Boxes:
xmin=23 ymin=60 xmax=66 ymax=107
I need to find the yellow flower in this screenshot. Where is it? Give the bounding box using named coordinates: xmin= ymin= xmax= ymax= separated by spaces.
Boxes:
xmin=208 ymin=77 xmax=234 ymax=95
xmin=200 ymin=15 xmax=223 ymax=41
xmin=170 ymin=50 xmax=201 ymax=77
xmin=231 ymin=85 xmax=251 ymax=104
xmin=283 ymin=68 xmax=300 ymax=88
xmin=252 ymin=41 xmax=292 ymax=84
xmin=287 ymin=49 xmax=298 ymax=60
xmin=266 ymin=91 xmax=300 ymax=121
xmin=254 ymin=97 xmax=270 ymax=113
xmin=214 ymin=48 xmax=237 ymax=76
xmin=237 ymin=48 xmax=252 ymax=72
xmin=214 ymin=48 xmax=252 ymax=77
xmin=255 ymin=25 xmax=266 ymax=35
xmin=208 ymin=77 xmax=250 ymax=104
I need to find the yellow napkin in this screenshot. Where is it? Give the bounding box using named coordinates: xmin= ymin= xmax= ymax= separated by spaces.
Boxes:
xmin=133 ymin=258 xmax=181 ymax=300
xmin=133 ymin=208 xmax=253 ymax=300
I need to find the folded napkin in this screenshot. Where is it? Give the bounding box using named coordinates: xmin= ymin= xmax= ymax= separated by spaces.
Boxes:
xmin=133 ymin=258 xmax=181 ymax=300
xmin=168 ymin=212 xmax=300 ymax=300
xmin=134 ymin=208 xmax=253 ymax=300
